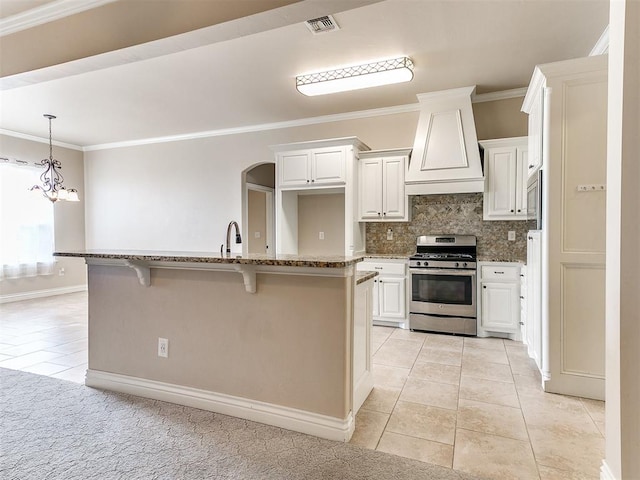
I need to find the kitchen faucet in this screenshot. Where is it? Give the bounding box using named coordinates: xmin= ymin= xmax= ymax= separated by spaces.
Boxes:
xmin=225 ymin=221 xmax=242 ymax=255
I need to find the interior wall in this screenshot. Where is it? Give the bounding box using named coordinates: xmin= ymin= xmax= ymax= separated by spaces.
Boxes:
xmin=473 ymin=96 xmax=528 ymax=140
xmin=297 ymin=193 xmax=345 ymax=256
xmin=247 ymin=189 xmax=267 ymax=254
xmin=605 ymin=1 xmax=640 ymax=478
xmin=84 ymin=97 xmax=523 ymax=253
xmin=84 ymin=111 xmax=419 ymax=252
xmin=0 ymin=134 xmax=86 ymax=298
xmin=246 ymin=163 xmax=275 ymax=189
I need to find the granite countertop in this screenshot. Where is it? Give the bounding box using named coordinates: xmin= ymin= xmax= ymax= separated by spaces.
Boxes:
xmin=477 ymin=257 xmax=526 ymax=264
xmin=362 ymin=254 xmax=410 ymax=261
xmin=356 ymin=271 xmax=379 ymax=285
xmin=54 ymin=250 xmax=365 ymax=268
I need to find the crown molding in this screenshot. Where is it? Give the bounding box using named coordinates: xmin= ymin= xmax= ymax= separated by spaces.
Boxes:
xmin=473 ymin=87 xmax=527 ymax=103
xmin=0 ymin=128 xmax=83 ymax=151
xmin=84 ymin=103 xmax=422 ymax=151
xmin=589 ymin=25 xmax=609 ymax=56
xmin=0 ymin=0 xmax=117 ymax=37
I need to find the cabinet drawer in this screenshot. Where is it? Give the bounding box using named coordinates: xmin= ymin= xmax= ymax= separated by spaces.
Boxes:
xmin=357 ymin=261 xmax=406 ymax=276
xmin=481 ymin=265 xmax=519 ymax=280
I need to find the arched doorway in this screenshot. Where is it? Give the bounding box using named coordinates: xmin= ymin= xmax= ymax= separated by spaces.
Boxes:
xmin=241 ymin=163 xmax=275 ymax=256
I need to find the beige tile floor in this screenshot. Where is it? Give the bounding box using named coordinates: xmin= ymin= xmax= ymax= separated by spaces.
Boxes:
xmin=350 ymin=326 xmax=605 ymax=480
xmin=0 ymin=292 xmax=88 ymax=383
xmin=0 ymin=293 xmax=605 ymax=479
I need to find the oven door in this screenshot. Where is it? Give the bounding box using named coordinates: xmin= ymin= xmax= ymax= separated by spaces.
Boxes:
xmin=410 ymin=268 xmax=477 ymax=318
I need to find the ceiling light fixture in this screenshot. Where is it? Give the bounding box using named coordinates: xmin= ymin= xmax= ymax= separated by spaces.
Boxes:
xmin=30 ymin=114 xmax=79 ymax=203
xmin=296 ymin=56 xmax=414 ymax=96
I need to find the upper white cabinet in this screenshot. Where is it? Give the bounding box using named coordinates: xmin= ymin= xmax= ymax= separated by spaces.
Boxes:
xmin=278 ymin=145 xmax=347 ymax=189
xmin=480 ymin=137 xmax=528 ymax=221
xmin=272 ymin=137 xmax=370 ymax=256
xmin=524 ymin=88 xmax=545 ymax=179
xmin=358 ymin=149 xmax=411 ymax=222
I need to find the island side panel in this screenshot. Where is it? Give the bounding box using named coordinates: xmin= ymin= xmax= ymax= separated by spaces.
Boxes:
xmin=87 ymin=264 xmax=350 ymax=419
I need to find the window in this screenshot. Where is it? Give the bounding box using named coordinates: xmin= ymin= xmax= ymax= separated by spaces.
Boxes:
xmin=0 ymin=160 xmax=55 ymax=280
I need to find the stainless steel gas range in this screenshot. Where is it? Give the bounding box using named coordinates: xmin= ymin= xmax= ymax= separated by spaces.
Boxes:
xmin=409 ymin=235 xmax=477 ymax=336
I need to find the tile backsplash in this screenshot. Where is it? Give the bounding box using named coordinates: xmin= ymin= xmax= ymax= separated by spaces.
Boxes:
xmin=366 ymin=193 xmax=534 ymax=262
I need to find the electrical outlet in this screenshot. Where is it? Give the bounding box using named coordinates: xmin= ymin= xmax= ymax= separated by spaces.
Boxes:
xmin=508 ymin=231 xmax=516 ymax=241
xmin=254 ymin=231 xmax=261 ymax=238
xmin=58 ymin=267 xmax=65 ymax=276
xmin=319 ymin=231 xmax=325 ymax=240
xmin=158 ymin=338 xmax=168 ymax=358
xmin=386 ymin=228 xmax=393 ymax=241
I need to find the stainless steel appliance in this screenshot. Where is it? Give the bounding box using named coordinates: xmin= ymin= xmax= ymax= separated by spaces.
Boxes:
xmin=409 ymin=235 xmax=477 ymax=335
xmin=527 ymin=170 xmax=543 ymax=229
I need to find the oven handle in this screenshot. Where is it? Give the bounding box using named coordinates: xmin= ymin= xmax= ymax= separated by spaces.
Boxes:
xmin=409 ymin=268 xmax=476 ymax=277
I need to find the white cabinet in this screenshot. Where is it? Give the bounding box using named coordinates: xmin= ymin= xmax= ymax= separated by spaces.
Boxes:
xmin=525 ymin=88 xmax=545 ymax=179
xmin=278 ymin=145 xmax=346 ymax=189
xmin=273 ymin=137 xmax=370 ymax=256
xmin=477 ymin=262 xmax=521 ymax=339
xmin=353 ymin=275 xmax=374 ymax=414
xmin=480 ymin=137 xmax=528 ymax=220
xmin=526 ymin=231 xmax=543 ymax=373
xmin=522 ymin=55 xmax=607 ymax=400
xmin=356 ymin=259 xmax=408 ymax=328
xmin=358 ymin=149 xmax=411 ymax=222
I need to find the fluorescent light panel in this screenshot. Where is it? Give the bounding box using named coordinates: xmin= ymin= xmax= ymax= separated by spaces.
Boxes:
xmin=296 ymin=57 xmax=414 ymax=96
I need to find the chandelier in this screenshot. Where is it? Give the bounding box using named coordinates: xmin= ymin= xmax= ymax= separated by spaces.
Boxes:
xmin=30 ymin=114 xmax=79 ymax=202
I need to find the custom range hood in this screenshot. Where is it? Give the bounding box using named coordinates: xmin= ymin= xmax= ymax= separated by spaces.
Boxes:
xmin=406 ymin=86 xmax=484 ymax=195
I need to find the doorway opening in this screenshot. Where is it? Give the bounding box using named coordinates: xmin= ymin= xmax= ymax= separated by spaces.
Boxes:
xmin=241 ymin=163 xmax=275 ymax=256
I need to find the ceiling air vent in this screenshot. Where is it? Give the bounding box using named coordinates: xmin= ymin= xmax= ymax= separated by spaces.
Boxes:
xmin=305 ymin=15 xmax=339 ymax=34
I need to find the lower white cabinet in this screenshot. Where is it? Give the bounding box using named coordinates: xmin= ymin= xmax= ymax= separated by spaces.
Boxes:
xmin=526 ymin=231 xmax=543 ymax=372
xmin=356 ymin=259 xmax=408 ymax=328
xmin=353 ymin=275 xmax=374 ymax=414
xmin=477 ymin=262 xmax=522 ymax=339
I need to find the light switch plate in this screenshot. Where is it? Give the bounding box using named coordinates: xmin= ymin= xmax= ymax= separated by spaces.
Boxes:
xmin=508 ymin=231 xmax=516 ymax=241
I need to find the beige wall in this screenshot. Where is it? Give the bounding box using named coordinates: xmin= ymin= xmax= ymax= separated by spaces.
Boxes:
xmin=0 ymin=134 xmax=86 ymax=298
xmin=85 ymin=97 xmax=523 ymax=253
xmin=298 ymin=193 xmax=346 ymax=256
xmin=606 ymin=1 xmax=640 ymax=478
xmin=247 ymin=189 xmax=267 ymax=254
xmin=88 ymin=264 xmax=350 ymax=418
xmin=473 ymin=97 xmax=528 ymax=140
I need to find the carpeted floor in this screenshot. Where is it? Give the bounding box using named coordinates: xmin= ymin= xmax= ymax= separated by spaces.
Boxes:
xmin=0 ymin=368 xmax=483 ymax=480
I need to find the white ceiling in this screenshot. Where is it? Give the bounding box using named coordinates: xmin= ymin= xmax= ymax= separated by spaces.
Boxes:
xmin=0 ymin=0 xmax=609 ymax=148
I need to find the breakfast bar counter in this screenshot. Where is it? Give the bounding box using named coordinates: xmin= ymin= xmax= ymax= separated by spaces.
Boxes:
xmin=55 ymin=250 xmax=373 ymax=442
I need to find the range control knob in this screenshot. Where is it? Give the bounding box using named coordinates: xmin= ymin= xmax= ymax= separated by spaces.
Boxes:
xmin=416 ymin=261 xmax=421 ymax=266
xmin=424 ymin=261 xmax=429 ymax=267
xmin=455 ymin=262 xmax=460 ymax=268
xmin=463 ymin=262 xmax=468 ymax=268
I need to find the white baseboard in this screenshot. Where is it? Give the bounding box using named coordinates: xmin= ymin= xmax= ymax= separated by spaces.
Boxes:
xmin=85 ymin=369 xmax=355 ymax=442
xmin=0 ymin=284 xmax=87 ymax=304
xmin=600 ymin=460 xmax=617 ymax=480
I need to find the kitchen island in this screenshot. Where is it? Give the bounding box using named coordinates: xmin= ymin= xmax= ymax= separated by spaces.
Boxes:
xmin=54 ymin=250 xmax=374 ymax=441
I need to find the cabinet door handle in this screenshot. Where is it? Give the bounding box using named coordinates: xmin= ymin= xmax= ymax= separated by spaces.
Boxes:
xmin=306 ymin=179 xmax=310 ymax=183
xmin=377 ymin=212 xmax=381 ymax=216
xmin=374 ymin=267 xmax=383 ymax=270
xmin=520 ymin=296 xmax=525 ymax=299
xmin=528 ymin=236 xmax=533 ymax=240
xmin=383 ymin=212 xmax=386 ymax=216
xmin=528 ymin=164 xmax=534 ymax=168
xmin=510 ymin=209 xmax=514 ymax=213
xmin=483 ymin=285 xmax=487 ymax=289
xmin=517 ymin=209 xmax=521 ymax=213
xmin=311 ymin=179 xmax=315 ymax=183
xmin=495 ymin=271 xmax=505 ymax=275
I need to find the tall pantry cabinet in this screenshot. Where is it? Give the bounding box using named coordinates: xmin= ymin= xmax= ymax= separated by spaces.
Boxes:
xmin=522 ymin=55 xmax=607 ymax=400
